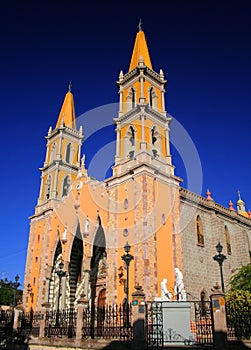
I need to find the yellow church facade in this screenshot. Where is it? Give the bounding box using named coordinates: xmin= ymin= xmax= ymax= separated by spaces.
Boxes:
xmin=23 ymin=28 xmax=251 ymax=312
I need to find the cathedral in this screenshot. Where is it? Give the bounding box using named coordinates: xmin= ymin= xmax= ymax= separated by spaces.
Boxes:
xmin=23 ymin=27 xmax=251 ymax=312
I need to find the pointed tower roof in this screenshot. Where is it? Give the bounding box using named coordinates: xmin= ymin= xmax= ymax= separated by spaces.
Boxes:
xmin=56 ymin=83 xmax=76 ymax=129
xmin=129 ymin=25 xmax=152 ymax=71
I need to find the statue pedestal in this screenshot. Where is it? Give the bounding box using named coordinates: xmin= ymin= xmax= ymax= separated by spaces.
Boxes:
xmin=161 ymin=302 xmax=194 ymax=346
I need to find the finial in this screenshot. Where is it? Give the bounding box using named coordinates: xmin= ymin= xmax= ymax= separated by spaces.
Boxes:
xmin=206 ymin=189 xmax=213 ymax=201
xmin=248 ymin=209 xmax=251 ymax=219
xmin=68 ymin=81 xmax=72 ymax=92
xmin=119 ymin=70 xmax=124 ymax=82
xmin=229 ymin=200 xmax=235 ymax=211
xmin=159 ymin=69 xmax=165 ymax=80
xmin=138 ymin=18 xmax=143 ymax=31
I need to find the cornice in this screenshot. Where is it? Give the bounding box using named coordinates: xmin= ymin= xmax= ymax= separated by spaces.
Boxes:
xmin=117 ymin=66 xmax=166 ymax=86
xmin=180 ymin=187 xmax=251 ymax=227
xmin=46 ymin=126 xmax=83 ymax=141
xmin=115 ymin=104 xmax=170 ymax=124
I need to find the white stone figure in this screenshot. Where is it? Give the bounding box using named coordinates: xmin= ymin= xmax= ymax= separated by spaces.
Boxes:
xmin=160 ymin=278 xmax=172 ymax=301
xmin=84 ymin=217 xmax=89 ymax=235
xmin=174 ymin=267 xmax=186 ymax=301
xmin=62 ymin=227 xmax=67 ymax=243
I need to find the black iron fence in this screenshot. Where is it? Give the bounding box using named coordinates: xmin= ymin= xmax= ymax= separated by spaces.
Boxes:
xmin=145 ymin=301 xmax=163 ymax=347
xmin=0 ymin=310 xmax=13 ymax=342
xmin=82 ymin=304 xmax=132 ymax=340
xmin=18 ymin=310 xmax=43 ymax=338
xmin=44 ymin=309 xmax=77 ymax=338
xmin=190 ymin=301 xmax=213 ymax=345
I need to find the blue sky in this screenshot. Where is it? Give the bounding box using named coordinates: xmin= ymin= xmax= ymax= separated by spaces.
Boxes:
xmin=1 ymin=0 xmax=251 ymax=287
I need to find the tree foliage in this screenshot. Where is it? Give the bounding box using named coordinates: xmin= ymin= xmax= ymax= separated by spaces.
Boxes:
xmin=228 ymin=263 xmax=251 ymax=292
xmin=226 ymin=290 xmax=251 ymax=340
xmin=0 ymin=278 xmax=22 ymax=306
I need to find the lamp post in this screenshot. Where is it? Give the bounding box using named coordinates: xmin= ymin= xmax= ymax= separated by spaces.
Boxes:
xmin=12 ymin=274 xmax=20 ymax=312
xmin=121 ymin=242 xmax=134 ymax=329
xmin=55 ymin=260 xmax=66 ymax=327
xmin=213 ymin=242 xmax=227 ymax=293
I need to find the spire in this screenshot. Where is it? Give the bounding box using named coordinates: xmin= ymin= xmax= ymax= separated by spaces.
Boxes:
xmin=129 ymin=26 xmax=152 ymax=71
xmin=56 ymin=84 xmax=76 ymax=129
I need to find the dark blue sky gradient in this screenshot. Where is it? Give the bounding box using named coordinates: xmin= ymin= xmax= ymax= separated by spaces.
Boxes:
xmin=1 ymin=0 xmax=251 ymax=286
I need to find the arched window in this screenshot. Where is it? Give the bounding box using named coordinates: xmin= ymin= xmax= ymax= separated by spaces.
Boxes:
xmin=151 ymin=126 xmax=157 ymax=145
xmin=62 ymin=175 xmax=71 ymax=197
xmin=50 ymin=143 xmax=56 ymax=163
xmin=124 ymin=125 xmax=136 ymax=158
xmin=225 ymin=226 xmax=231 ymax=254
xmin=129 ymin=126 xmax=135 ymax=146
xmin=65 ymin=143 xmax=71 ymax=163
xmin=149 ymin=87 xmax=158 ymax=109
xmin=126 ymin=87 xmax=136 ymax=111
xmin=196 ymin=215 xmax=204 ymax=246
xmin=45 ymin=175 xmax=52 ymax=200
xmin=131 ymin=88 xmax=135 ymax=108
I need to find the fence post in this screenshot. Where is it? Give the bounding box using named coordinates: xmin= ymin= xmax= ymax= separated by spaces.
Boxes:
xmin=210 ymin=285 xmax=229 ymax=350
xmin=131 ymin=284 xmax=147 ymax=350
xmin=75 ymin=293 xmax=88 ymax=346
xmin=13 ymin=303 xmax=24 ymax=332
xmin=39 ymin=302 xmax=50 ymax=338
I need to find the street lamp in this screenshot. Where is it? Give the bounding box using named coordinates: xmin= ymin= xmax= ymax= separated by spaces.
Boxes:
xmin=213 ymin=242 xmax=227 ymax=293
xmin=55 ymin=260 xmax=66 ymax=327
xmin=121 ymin=242 xmax=134 ymax=329
xmin=12 ymin=274 xmax=20 ymax=312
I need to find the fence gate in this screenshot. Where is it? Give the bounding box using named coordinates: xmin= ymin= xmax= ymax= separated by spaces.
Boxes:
xmin=146 ymin=301 xmax=163 ymax=348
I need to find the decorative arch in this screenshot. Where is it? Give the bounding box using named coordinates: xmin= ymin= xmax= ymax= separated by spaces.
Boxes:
xmin=68 ymin=230 xmax=83 ymax=308
xmin=225 ymin=226 xmax=231 ymax=254
xmin=196 ymin=215 xmax=204 ymax=246
xmin=90 ymin=216 xmax=107 ymax=312
xmin=149 ymin=86 xmax=158 ymax=109
xmin=124 ymin=125 xmax=136 ymax=158
xmin=48 ymin=241 xmax=63 ymax=310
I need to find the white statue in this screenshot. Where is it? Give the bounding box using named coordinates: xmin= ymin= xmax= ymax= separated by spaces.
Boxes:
xmin=84 ymin=217 xmax=89 ymax=235
xmin=160 ymin=278 xmax=172 ymax=301
xmin=174 ymin=267 xmax=186 ymax=301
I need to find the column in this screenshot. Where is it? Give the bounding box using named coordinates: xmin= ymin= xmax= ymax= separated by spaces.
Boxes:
xmin=132 ymin=285 xmax=147 ymax=349
xmin=140 ymin=115 xmax=147 ymax=151
xmin=210 ymin=290 xmax=228 ymax=350
xmin=115 ymin=126 xmax=121 ymax=163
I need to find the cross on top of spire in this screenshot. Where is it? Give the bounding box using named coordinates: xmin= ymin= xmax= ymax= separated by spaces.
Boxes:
xmin=138 ymin=18 xmax=143 ymax=31
xmin=68 ymin=81 xmax=72 ymax=92
xmin=237 ymin=190 xmax=241 ymax=200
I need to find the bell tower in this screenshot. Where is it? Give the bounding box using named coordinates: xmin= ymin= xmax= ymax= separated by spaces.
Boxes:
xmin=37 ymin=84 xmax=83 ymax=207
xmin=105 ymin=26 xmax=181 ymax=303
xmin=113 ymin=26 xmax=173 ymax=177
